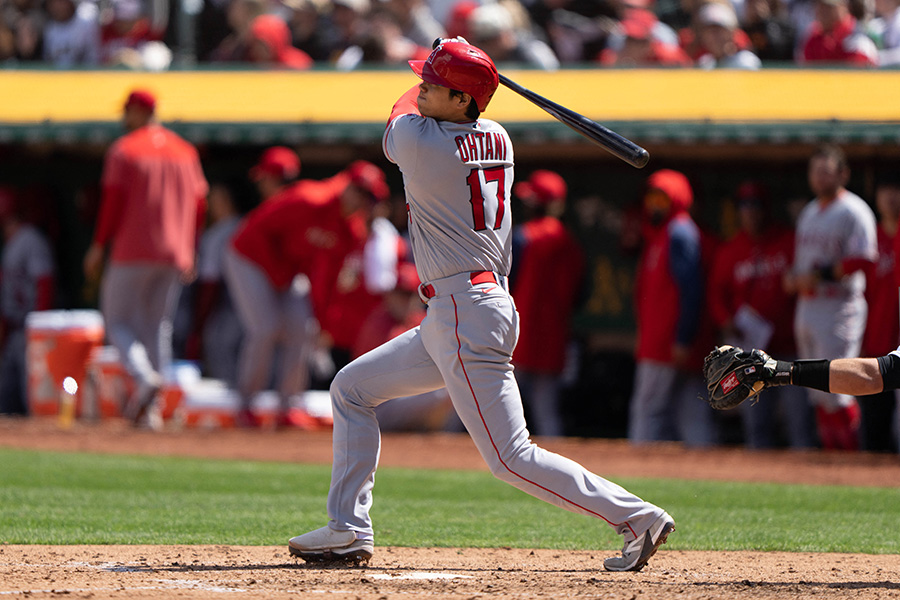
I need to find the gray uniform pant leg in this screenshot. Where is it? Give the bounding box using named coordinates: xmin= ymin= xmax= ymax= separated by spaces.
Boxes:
xmin=327 ymin=326 xmax=447 ymax=534
xmin=423 ymin=289 xmax=661 ymax=539
xmin=795 ymin=297 xmax=865 ymax=411
xmin=224 ymin=248 xmax=315 ymax=408
xmin=101 ymin=263 xmax=181 ymax=389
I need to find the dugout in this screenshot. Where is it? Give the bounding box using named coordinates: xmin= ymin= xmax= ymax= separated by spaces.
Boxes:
xmin=1 ymin=67 xmax=899 ymax=441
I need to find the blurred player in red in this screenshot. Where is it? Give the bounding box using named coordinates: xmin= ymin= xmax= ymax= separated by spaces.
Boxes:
xmin=0 ymin=186 xmax=56 ymax=415
xmin=707 ymin=181 xmax=816 ymax=448
xmin=857 ymin=174 xmax=900 ymax=451
xmin=630 ymin=169 xmax=717 ymax=446
xmin=317 ymin=161 xmax=398 ymax=372
xmin=83 ymin=89 xmax=208 ymax=428
xmin=223 ymin=150 xmax=372 ymax=427
xmin=509 ymin=170 xmax=584 ymax=437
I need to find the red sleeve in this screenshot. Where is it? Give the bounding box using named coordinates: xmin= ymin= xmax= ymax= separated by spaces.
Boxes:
xmin=195 ymin=194 xmax=207 ymax=241
xmin=387 ymin=85 xmax=421 ymax=127
xmin=840 ymin=257 xmax=875 ymax=276
xmin=93 ymin=183 xmax=126 ymax=246
xmin=707 ymin=248 xmax=735 ymax=328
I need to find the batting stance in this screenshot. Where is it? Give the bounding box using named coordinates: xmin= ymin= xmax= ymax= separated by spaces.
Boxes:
xmin=289 ymin=38 xmax=675 ymax=572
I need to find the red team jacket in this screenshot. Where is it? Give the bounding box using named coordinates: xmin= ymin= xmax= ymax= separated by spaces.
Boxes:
xmin=707 ymin=227 xmax=797 ymax=355
xmin=230 ymin=173 xmax=366 ymax=320
xmin=97 ymin=124 xmax=208 ymax=273
xmin=802 ymin=15 xmax=877 ymax=66
xmin=862 ymin=224 xmax=899 ymax=356
xmin=511 ymin=216 xmax=584 ymax=374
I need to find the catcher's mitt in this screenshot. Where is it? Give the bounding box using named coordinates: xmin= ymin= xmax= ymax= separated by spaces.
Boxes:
xmin=702 ymin=345 xmax=791 ymax=410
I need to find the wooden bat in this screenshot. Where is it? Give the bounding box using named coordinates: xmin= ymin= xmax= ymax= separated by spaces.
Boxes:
xmin=498 ymin=74 xmax=650 ymax=169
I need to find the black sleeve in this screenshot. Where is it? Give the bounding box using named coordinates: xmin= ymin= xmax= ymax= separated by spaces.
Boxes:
xmin=877 ymin=353 xmax=900 ymax=391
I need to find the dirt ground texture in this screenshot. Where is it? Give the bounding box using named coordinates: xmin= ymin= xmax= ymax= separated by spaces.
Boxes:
xmin=2 ymin=417 xmax=899 ymax=600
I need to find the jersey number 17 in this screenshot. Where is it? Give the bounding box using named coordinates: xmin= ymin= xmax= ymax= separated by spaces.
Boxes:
xmin=466 ymin=165 xmax=508 ymax=231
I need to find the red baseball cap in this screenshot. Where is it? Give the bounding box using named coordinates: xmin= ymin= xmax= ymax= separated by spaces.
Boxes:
xmin=513 ymin=170 xmax=567 ymax=206
xmin=124 ymin=89 xmax=156 ymax=113
xmin=345 ymin=160 xmax=389 ymax=202
xmin=250 ymin=146 xmax=301 ymax=181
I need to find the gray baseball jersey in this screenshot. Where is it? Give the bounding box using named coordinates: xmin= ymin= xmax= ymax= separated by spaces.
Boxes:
xmin=319 ymin=95 xmax=666 ymax=547
xmin=1 ymin=224 xmax=55 ymax=327
xmin=793 ymin=189 xmax=877 ymax=298
xmin=793 ymin=189 xmax=877 ymax=411
xmin=383 ymin=115 xmax=512 ymax=282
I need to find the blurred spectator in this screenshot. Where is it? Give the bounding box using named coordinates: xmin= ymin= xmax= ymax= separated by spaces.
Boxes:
xmin=99 ymin=0 xmax=171 ymax=70
xmin=444 ymin=0 xmax=477 ymax=40
xmin=380 ymin=0 xmax=445 ymax=48
xmin=874 ymin=0 xmax=900 ymax=63
xmin=509 ymin=170 xmax=584 ymax=437
xmin=800 ymin=0 xmax=878 ymax=65
xmin=246 ymin=13 xmax=313 ymax=67
xmin=784 ymin=145 xmax=877 ymax=450
xmin=696 ymin=1 xmax=762 ymax=66
xmin=209 ymin=0 xmax=266 ymax=62
xmin=742 ymin=0 xmax=796 ymax=60
xmin=677 ymin=0 xmax=752 ymax=61
xmin=43 ymin=0 xmax=100 ymax=66
xmin=629 ymin=169 xmax=717 ymax=446
xmin=83 ymin=90 xmax=208 ymax=429
xmin=319 ymin=161 xmax=397 ymax=372
xmin=857 ymin=174 xmax=900 ymax=451
xmin=0 ymin=0 xmax=44 ymax=62
xmin=334 ymin=7 xmax=430 ymax=68
xmin=284 ymin=0 xmax=332 ymax=60
xmin=326 ymin=0 xmax=371 ymax=63
xmin=195 ymin=0 xmax=232 ymax=61
xmin=598 ymin=8 xmax=692 ymax=65
xmin=223 ymin=150 xmax=368 ymax=427
xmin=0 ymin=187 xmax=56 ymax=416
xmin=524 ymin=0 xmax=619 ymax=63
xmin=707 ymin=181 xmax=816 ymax=449
xmin=467 ymin=2 xmax=560 ymax=68
xmin=186 ymin=181 xmax=243 ymax=385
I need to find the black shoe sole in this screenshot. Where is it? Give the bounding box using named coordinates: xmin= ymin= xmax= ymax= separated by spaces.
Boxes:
xmin=289 ymin=544 xmax=372 ymax=566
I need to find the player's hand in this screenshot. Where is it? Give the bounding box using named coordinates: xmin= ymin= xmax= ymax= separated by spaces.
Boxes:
xmin=83 ymin=242 xmax=105 ymax=282
xmin=432 ymin=36 xmax=469 ymax=49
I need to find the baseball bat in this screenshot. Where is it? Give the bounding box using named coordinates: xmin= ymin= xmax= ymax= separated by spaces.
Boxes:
xmin=498 ymin=74 xmax=650 ymax=169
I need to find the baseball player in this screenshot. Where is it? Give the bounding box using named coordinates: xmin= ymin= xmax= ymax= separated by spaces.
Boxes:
xmin=84 ymin=89 xmax=208 ymax=428
xmin=784 ymin=144 xmax=877 ymax=450
xmin=289 ymin=38 xmax=674 ymax=572
xmin=0 ymin=187 xmax=56 ymax=415
xmin=223 ymin=150 xmax=369 ymax=427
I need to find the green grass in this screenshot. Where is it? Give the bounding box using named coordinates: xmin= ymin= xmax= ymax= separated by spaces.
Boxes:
xmin=1 ymin=447 xmax=898 ymax=553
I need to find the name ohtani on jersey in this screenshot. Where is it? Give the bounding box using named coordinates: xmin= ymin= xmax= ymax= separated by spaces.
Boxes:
xmin=455 ymin=132 xmax=507 ymax=163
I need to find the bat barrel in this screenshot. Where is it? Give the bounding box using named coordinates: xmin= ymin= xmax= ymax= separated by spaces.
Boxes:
xmin=498 ymin=74 xmax=649 ymax=169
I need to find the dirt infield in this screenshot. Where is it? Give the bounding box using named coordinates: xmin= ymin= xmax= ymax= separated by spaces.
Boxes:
xmin=1 ymin=417 xmax=899 ymax=600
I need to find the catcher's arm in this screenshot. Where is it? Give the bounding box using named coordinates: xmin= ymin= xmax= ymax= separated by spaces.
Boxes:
xmin=702 ymin=345 xmax=830 ymax=410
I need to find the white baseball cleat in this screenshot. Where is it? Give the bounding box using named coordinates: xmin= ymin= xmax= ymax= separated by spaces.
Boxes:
xmin=289 ymin=526 xmax=374 ymax=565
xmin=603 ymin=511 xmax=675 ymax=572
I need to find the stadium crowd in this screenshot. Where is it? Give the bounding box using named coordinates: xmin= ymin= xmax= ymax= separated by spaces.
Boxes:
xmin=2 ymin=0 xmax=900 ymax=68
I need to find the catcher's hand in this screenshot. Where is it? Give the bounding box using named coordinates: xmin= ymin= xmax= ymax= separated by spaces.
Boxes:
xmin=702 ymin=345 xmax=791 ymax=410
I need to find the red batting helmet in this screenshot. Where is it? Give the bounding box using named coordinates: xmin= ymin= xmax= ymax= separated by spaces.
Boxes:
xmin=409 ymin=41 xmax=499 ymax=112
